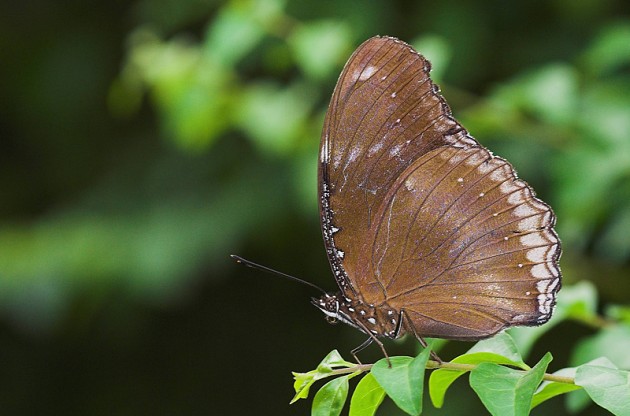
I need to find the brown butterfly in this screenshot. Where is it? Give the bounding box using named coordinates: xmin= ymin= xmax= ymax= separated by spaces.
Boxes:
xmin=310 ymin=36 xmax=561 ymax=360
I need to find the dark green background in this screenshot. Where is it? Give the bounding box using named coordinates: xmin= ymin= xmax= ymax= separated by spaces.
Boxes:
xmin=1 ymin=0 xmax=629 ymax=414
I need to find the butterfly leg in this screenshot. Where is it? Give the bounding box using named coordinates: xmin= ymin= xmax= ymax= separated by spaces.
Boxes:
xmin=399 ymin=309 xmax=443 ymax=364
xmin=350 ymin=337 xmax=373 ymax=364
xmin=417 ymin=337 xmax=443 ymax=364
xmin=352 ymin=321 xmax=392 ymax=367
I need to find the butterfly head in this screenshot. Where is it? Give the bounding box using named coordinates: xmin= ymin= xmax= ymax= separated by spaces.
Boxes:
xmin=311 ymin=293 xmax=359 ymax=328
xmin=311 ymin=293 xmax=340 ymax=324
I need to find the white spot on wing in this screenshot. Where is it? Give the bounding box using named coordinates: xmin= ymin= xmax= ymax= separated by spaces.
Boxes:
xmin=531 ymin=264 xmax=550 ymax=278
xmin=500 ymin=181 xmax=520 ymax=194
xmin=520 ymin=233 xmax=546 ymax=247
xmin=347 ymin=146 xmax=361 ymax=164
xmin=390 ymin=143 xmax=403 ymax=157
xmin=368 ymin=141 xmax=384 ymax=156
xmin=478 ymin=159 xmax=501 ymax=174
xmin=491 ymin=166 xmax=511 ymax=182
xmin=508 ymin=189 xmax=527 ymax=205
xmin=518 ymin=214 xmax=542 ymax=231
xmin=405 ymin=177 xmax=417 ymax=192
xmin=465 ymin=151 xmax=484 ymax=166
xmin=526 ymin=247 xmax=549 ymax=263
xmin=444 ymin=150 xmax=466 ymax=164
xmin=514 ymin=204 xmax=537 ymax=218
xmin=320 ymin=136 xmax=329 ymax=163
xmin=357 ymin=66 xmax=377 ymax=81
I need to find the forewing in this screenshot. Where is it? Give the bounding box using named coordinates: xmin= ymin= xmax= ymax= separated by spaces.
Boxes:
xmin=319 ymin=36 xmax=474 ymax=299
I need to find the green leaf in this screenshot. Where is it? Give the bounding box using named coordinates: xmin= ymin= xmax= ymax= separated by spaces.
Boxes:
xmin=493 ymin=64 xmax=578 ymax=125
xmin=429 ymin=368 xmax=465 ymax=408
xmin=566 ymin=357 xmax=616 ymax=413
xmin=371 ymin=347 xmax=431 ymax=416
xmin=429 ymin=333 xmax=528 ymax=408
xmin=582 ymin=22 xmax=630 ymax=76
xmin=531 ymin=367 xmax=581 ymax=409
xmin=312 ymin=375 xmax=350 ymax=416
xmin=236 ymin=81 xmax=316 ymax=156
xmin=429 ymin=353 xmax=526 ymax=408
xmin=205 ymin=0 xmax=284 ymax=67
xmin=470 ymin=352 xmax=552 ymax=416
xmin=292 ymin=371 xmax=316 ymax=403
xmin=606 ymin=304 xmax=630 ymax=324
xmin=124 ymin=29 xmax=233 ymax=149
xmin=466 ymin=332 xmax=528 ymax=369
xmin=552 ymin=280 xmax=598 ymax=320
xmin=571 ymin=324 xmax=630 ymax=370
xmin=288 ymin=20 xmax=353 ymax=80
xmin=575 ymin=361 xmax=630 ymax=416
xmin=456 ymin=352 xmax=528 ymax=369
xmin=349 ymin=373 xmax=386 ymax=416
xmin=317 ymin=349 xmax=357 ymax=370
xmin=291 ymin=350 xmax=355 ymax=403
xmin=531 ymin=381 xmax=581 ymax=409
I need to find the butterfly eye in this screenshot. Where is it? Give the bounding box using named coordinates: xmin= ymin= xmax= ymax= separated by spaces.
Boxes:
xmin=325 ymin=299 xmax=338 ymax=313
xmin=326 ymin=316 xmax=338 ymax=324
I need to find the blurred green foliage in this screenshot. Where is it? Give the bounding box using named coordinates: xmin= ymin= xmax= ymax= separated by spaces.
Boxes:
xmin=1 ymin=0 xmax=629 ymax=414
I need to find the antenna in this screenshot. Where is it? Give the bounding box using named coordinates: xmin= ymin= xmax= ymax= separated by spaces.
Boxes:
xmin=230 ymin=255 xmax=327 ymax=295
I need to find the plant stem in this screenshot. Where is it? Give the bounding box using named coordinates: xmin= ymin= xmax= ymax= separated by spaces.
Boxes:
xmin=329 ymin=360 xmax=575 ymax=384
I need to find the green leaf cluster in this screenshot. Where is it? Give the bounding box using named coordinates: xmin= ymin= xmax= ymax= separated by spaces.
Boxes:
xmin=292 ymin=332 xmax=630 ymax=415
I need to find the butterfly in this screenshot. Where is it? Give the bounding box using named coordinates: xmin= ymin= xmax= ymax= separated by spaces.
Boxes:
xmin=308 ymin=36 xmax=561 ymax=360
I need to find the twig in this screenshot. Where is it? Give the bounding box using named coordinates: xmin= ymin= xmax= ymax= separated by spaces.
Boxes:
xmin=328 ymin=360 xmax=575 ymax=384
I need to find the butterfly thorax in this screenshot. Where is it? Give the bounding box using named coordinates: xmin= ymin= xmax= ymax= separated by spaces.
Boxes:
xmin=311 ymin=293 xmax=404 ymax=339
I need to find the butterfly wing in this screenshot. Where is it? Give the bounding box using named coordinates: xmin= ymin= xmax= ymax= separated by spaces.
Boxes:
xmin=319 ymin=36 xmax=560 ymax=339
xmin=319 ymin=36 xmax=475 ymax=299
xmin=369 ymin=145 xmax=560 ymax=338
